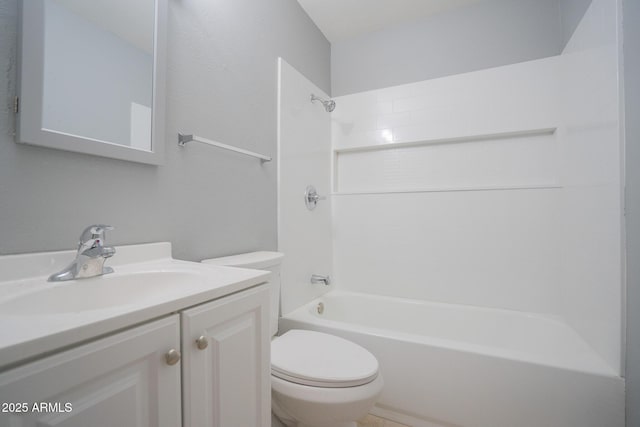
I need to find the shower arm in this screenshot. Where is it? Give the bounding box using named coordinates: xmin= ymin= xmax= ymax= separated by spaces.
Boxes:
xmin=310 ymin=94 xmax=336 ymax=112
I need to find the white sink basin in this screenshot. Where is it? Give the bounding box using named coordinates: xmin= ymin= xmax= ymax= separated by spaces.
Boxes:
xmin=0 ymin=270 xmax=205 ymax=315
xmin=0 ymin=242 xmax=269 ymax=369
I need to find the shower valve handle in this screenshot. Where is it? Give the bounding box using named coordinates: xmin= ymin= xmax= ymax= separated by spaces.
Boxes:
xmin=305 ymin=185 xmax=326 ymax=211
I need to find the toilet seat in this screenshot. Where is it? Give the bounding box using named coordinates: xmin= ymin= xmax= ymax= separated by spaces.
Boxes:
xmin=271 ymin=329 xmax=379 ymax=388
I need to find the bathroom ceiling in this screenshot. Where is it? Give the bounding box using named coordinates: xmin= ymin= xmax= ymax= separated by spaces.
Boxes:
xmin=297 ymin=0 xmax=484 ymax=43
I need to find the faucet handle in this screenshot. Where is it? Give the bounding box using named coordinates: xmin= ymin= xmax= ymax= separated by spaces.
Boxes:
xmin=79 ymin=224 xmax=114 ymax=245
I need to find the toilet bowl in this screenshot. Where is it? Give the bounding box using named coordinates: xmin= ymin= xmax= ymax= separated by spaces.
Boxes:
xmin=271 ymin=329 xmax=383 ymax=427
xmin=201 ymin=252 xmax=383 ymax=427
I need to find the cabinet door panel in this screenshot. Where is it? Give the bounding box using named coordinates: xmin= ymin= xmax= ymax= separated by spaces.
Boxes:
xmin=0 ymin=316 xmax=181 ymax=427
xmin=182 ymin=285 xmax=270 ymax=427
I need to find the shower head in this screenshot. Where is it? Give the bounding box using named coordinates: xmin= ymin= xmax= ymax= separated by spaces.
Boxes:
xmin=311 ymin=94 xmax=336 ymax=112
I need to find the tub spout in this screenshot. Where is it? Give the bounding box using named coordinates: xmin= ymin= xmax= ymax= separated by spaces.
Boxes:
xmin=310 ymin=274 xmax=331 ymax=286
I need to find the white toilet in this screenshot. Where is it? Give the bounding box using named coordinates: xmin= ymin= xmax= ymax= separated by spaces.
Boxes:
xmin=202 ymin=251 xmax=383 ymax=427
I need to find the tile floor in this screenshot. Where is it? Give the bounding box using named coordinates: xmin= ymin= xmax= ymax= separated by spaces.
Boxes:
xmin=357 ymin=414 xmax=411 ymax=427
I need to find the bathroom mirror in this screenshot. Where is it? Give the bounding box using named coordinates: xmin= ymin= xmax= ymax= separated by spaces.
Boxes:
xmin=16 ymin=0 xmax=167 ymax=165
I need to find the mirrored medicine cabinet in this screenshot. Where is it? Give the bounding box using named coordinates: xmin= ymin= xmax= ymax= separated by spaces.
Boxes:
xmin=16 ymin=0 xmax=167 ymax=165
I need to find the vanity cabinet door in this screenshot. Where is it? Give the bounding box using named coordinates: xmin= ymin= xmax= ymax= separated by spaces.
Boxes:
xmin=0 ymin=315 xmax=181 ymax=427
xmin=181 ymin=284 xmax=270 ymax=427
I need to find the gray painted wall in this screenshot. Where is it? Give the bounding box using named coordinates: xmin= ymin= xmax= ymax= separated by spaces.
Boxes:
xmin=0 ymin=0 xmax=330 ymax=261
xmin=331 ymin=0 xmax=592 ymax=96
xmin=559 ymin=0 xmax=594 ymax=47
xmin=624 ymin=0 xmax=640 ymax=424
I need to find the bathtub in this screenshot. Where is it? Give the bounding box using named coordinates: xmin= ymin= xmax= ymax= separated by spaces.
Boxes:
xmin=279 ymin=291 xmax=624 ymax=427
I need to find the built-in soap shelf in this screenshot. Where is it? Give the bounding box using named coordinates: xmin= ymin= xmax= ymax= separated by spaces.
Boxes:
xmin=333 ymin=127 xmax=559 ymax=195
xmin=333 ymin=128 xmax=557 ymax=154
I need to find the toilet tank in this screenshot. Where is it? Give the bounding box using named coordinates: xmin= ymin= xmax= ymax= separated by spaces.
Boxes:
xmin=201 ymin=251 xmax=284 ymax=336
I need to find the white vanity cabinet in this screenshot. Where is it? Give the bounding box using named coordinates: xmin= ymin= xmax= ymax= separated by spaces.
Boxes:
xmin=181 ymin=284 xmax=271 ymax=427
xmin=0 ymin=315 xmax=182 ymax=427
xmin=0 ymin=287 xmax=271 ymax=427
xmin=0 ymin=242 xmax=272 ymax=427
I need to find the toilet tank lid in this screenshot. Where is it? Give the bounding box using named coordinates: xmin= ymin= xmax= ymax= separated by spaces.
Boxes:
xmin=201 ymin=251 xmax=284 ymax=269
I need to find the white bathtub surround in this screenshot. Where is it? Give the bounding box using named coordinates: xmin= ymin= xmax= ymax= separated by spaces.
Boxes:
xmin=276 ymin=0 xmax=623 ymax=425
xmin=332 ymin=55 xmax=563 ymax=314
xmin=334 ymin=128 xmax=559 ymax=194
xmin=557 ymin=0 xmax=623 ymax=378
xmin=277 ymin=58 xmax=333 ymax=315
xmin=331 ymin=0 xmax=622 ymax=377
xmin=280 ymin=291 xmax=624 ymax=427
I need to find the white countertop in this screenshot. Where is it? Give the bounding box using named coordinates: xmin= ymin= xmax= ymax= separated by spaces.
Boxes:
xmin=0 ymin=243 xmax=269 ymax=370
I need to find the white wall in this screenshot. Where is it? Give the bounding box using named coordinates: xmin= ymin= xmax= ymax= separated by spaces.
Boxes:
xmin=277 ymin=59 xmax=333 ymax=315
xmin=623 ymin=0 xmax=640 ymax=421
xmin=331 ymin=0 xmax=622 ymax=373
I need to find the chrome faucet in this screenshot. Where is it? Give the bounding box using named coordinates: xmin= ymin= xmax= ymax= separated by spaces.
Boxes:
xmin=48 ymin=225 xmax=116 ymax=282
xmin=310 ymin=274 xmax=331 ymax=286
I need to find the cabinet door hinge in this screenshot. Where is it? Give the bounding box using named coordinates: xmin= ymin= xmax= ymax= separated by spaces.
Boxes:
xmin=13 ymin=96 xmax=19 ymax=114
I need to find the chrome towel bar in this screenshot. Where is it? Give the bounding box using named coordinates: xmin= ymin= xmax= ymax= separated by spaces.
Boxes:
xmin=178 ymin=133 xmax=272 ymax=162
